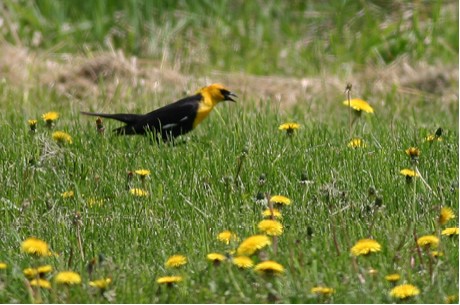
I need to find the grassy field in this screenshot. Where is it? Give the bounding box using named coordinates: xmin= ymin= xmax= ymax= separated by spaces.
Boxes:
xmin=0 ymin=0 xmax=458 ymax=304
xmin=2 ymin=0 xmax=458 ymax=75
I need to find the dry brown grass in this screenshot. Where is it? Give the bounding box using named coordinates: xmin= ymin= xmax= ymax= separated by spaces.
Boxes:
xmin=0 ymin=42 xmax=457 ymax=110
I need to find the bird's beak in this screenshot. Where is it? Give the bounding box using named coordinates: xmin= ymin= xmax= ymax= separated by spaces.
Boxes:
xmin=224 ymin=91 xmax=237 ymax=102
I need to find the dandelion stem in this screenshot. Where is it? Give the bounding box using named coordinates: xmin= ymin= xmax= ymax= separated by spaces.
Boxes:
xmin=368 ymin=206 xmax=378 ymax=237
xmin=234 ymin=156 xmax=244 ymax=186
xmin=24 ymin=279 xmax=37 ymax=304
xmin=226 ymin=264 xmax=247 ymax=300
xmin=234 ymin=147 xmax=248 ymax=187
xmin=414 ymin=166 xmax=437 ymax=197
xmin=412 ymin=170 xmax=417 ymax=221
xmin=393 ymin=221 xmax=411 ymax=263
xmin=66 ymin=285 xmax=71 ymax=304
xmin=326 ymin=189 xmax=341 ymax=256
xmin=351 ymin=257 xmax=365 ymax=284
xmin=68 ymin=247 xmax=73 ymax=268
xmin=426 ymin=248 xmax=433 ymax=280
xmin=76 ymin=226 xmax=85 ymax=261
xmin=73 ymin=212 xmax=85 ymax=262
xmin=141 ymin=177 xmax=146 ymax=189
xmin=413 ymin=229 xmax=424 ymax=269
xmin=345 ymin=83 xmax=352 ymax=139
xmin=126 ymin=171 xmax=133 ymax=191
xmin=266 ymin=193 xmax=278 ymax=255
xmin=331 ymin=219 xmax=341 ymax=257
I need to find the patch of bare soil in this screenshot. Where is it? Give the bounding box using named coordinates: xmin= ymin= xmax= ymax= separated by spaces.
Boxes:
xmin=0 ymin=43 xmax=457 ymax=109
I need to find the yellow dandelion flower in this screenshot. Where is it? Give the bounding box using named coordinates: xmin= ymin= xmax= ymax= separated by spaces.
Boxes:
xmin=87 ymin=198 xmax=104 ymax=207
xmin=165 ymin=255 xmax=187 ymax=268
xmin=207 ymin=253 xmax=227 ymax=263
xmin=232 ymin=256 xmax=254 ymax=269
xmin=52 ymin=131 xmax=73 ymax=144
xmin=28 ymin=119 xmax=38 ymax=132
xmin=390 ymin=284 xmax=420 ymax=299
xmin=278 ymin=123 xmax=300 ymax=135
xmin=262 ymin=208 xmax=282 ymax=219
xmin=441 ymin=227 xmax=459 ymax=236
xmin=385 ymin=273 xmax=401 ymax=282
xmin=350 ymin=239 xmax=382 ymax=256
xmin=405 ymin=147 xmax=420 ymax=158
xmin=348 ymin=138 xmax=366 ymax=148
xmin=400 ymin=169 xmax=417 ymax=178
xmin=400 ymin=169 xmax=417 ymax=177
xmin=343 ymin=98 xmax=374 ymax=113
xmin=157 ymin=275 xmax=183 ymax=285
xmin=445 ymin=295 xmax=458 ymax=304
xmin=23 ymin=268 xmax=39 ymax=278
xmin=89 ymin=278 xmax=112 ymax=289
xmin=217 ymin=230 xmax=237 ymax=245
xmin=134 ymin=169 xmax=150 ymax=177
xmin=0 ymin=263 xmax=7 ymax=269
xmin=237 ymin=235 xmax=271 ymax=256
xmin=439 ymin=207 xmax=455 ymax=225
xmin=431 ymin=251 xmax=443 ymax=258
xmin=30 ymin=278 xmax=51 ymax=289
xmin=23 ymin=265 xmax=53 ymax=279
xmin=61 ymin=190 xmax=74 ymax=199
xmin=424 ymin=134 xmax=443 ymax=142
xmin=129 ymin=188 xmax=148 ymax=197
xmin=270 ymin=195 xmax=291 ymax=206
xmin=257 ymin=219 xmax=283 ymax=236
xmin=417 ymin=235 xmax=439 ymax=248
xmin=42 ymin=111 xmax=59 ymax=123
xmin=55 ymin=271 xmax=81 ymax=285
xmin=21 ymin=237 xmax=50 ymax=257
xmin=254 ymin=260 xmax=284 ymax=275
xmin=311 ymin=286 xmax=335 ymax=296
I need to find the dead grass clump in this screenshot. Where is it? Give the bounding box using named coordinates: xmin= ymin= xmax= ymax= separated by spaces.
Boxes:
xmin=0 ymin=43 xmax=457 ymax=110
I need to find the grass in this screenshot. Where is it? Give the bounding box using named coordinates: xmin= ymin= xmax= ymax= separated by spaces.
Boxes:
xmin=2 ymin=0 xmax=458 ymax=75
xmin=0 ymin=80 xmax=458 ymax=303
xmin=0 ymin=0 xmax=458 ymax=303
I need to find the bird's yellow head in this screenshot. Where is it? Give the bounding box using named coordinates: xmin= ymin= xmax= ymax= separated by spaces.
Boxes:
xmin=198 ymin=84 xmax=237 ymax=105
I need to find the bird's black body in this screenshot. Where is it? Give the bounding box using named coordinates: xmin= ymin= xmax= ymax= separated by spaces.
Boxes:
xmin=82 ymin=93 xmax=202 ymax=141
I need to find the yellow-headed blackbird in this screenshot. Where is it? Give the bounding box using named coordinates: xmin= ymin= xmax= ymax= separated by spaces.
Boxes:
xmin=81 ymin=84 xmax=236 ymax=141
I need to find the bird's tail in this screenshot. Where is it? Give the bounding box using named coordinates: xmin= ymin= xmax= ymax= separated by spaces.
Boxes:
xmin=80 ymin=111 xmax=143 ymax=125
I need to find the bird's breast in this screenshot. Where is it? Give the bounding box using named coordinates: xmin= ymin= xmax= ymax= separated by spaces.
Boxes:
xmin=193 ymin=103 xmax=213 ymax=128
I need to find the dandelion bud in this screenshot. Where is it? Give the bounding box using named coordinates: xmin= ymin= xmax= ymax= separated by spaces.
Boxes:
xmin=307 ymin=226 xmax=314 ymax=237
xmin=374 ymin=197 xmax=383 ymax=207
xmin=435 ymin=127 xmax=443 ymax=138
xmin=96 ymin=117 xmax=105 ymax=134
xmin=300 ymin=171 xmax=311 ymax=185
xmin=368 ymin=187 xmax=376 ymax=198
xmin=345 ymin=83 xmax=352 ymax=92
xmin=258 ymin=174 xmax=266 ymax=186
xmin=405 ymin=147 xmax=420 ymax=164
xmin=28 ymin=119 xmax=38 ymax=133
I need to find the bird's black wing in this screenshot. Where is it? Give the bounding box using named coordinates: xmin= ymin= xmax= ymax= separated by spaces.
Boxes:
xmin=120 ymin=94 xmax=202 ymax=140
